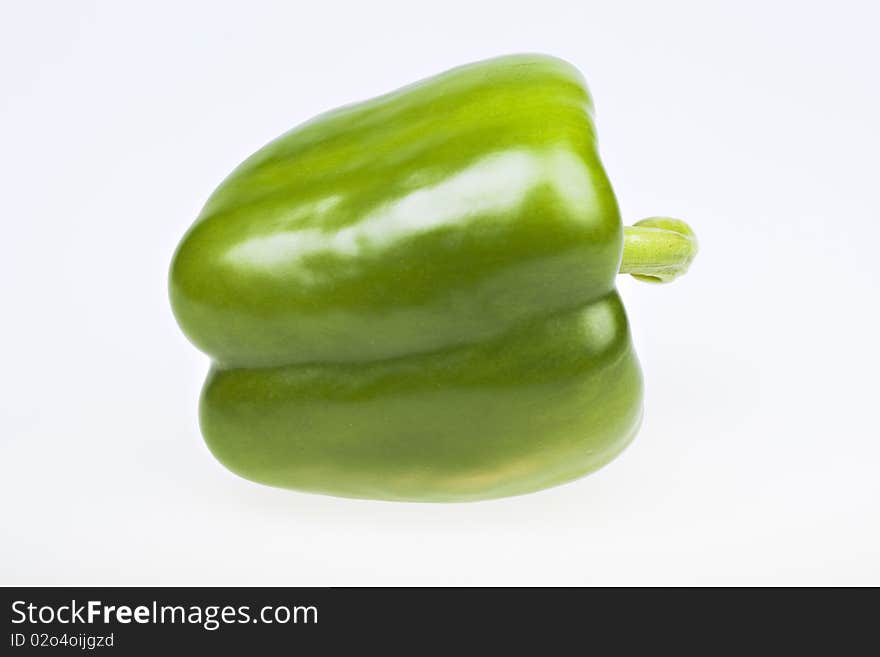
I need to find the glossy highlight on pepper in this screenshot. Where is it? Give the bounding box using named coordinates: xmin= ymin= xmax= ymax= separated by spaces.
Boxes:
xmin=169 ymin=54 xmax=697 ymax=501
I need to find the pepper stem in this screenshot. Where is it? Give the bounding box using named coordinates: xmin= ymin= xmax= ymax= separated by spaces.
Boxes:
xmin=619 ymin=217 xmax=698 ymax=283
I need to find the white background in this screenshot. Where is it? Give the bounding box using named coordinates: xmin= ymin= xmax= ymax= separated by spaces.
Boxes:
xmin=2 ymin=0 xmax=878 ymax=585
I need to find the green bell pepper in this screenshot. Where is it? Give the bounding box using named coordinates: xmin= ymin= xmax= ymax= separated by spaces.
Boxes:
xmin=169 ymin=54 xmax=697 ymax=502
